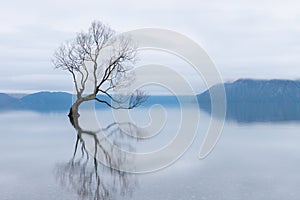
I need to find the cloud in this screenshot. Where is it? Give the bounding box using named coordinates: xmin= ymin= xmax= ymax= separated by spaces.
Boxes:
xmin=0 ymin=74 xmax=73 ymax=93
xmin=1 ymin=0 xmax=300 ymax=92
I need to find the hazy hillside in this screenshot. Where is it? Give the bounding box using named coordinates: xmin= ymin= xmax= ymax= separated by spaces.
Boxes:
xmin=0 ymin=93 xmax=21 ymax=110
xmin=21 ymin=92 xmax=73 ymax=111
xmin=198 ymin=79 xmax=300 ymax=122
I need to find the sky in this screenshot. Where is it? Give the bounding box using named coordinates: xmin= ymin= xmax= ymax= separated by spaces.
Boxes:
xmin=1 ymin=0 xmax=300 ymax=94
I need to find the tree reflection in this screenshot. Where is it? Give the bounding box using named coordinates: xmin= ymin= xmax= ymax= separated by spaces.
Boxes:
xmin=54 ymin=106 xmax=139 ymax=200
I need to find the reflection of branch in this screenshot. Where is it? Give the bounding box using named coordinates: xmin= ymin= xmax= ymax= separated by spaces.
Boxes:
xmin=54 ymin=108 xmax=138 ymax=200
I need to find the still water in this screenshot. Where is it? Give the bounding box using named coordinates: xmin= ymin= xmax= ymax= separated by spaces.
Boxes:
xmin=1 ymin=107 xmax=300 ymax=200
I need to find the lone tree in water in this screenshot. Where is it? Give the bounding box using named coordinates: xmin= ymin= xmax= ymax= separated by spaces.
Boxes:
xmin=52 ymin=21 xmax=146 ymax=117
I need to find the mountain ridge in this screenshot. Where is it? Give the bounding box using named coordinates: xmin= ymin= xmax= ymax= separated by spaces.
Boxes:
xmin=197 ymin=79 xmax=300 ymax=122
xmin=1 ymin=79 xmax=300 ymax=122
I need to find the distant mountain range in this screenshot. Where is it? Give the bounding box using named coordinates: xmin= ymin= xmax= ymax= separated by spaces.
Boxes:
xmin=197 ymin=79 xmax=300 ymax=122
xmin=0 ymin=92 xmax=73 ymax=111
xmin=1 ymin=79 xmax=300 ymax=122
xmin=0 ymin=92 xmax=185 ymax=111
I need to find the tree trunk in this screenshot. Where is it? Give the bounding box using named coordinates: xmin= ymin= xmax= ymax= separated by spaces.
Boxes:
xmin=68 ymin=95 xmax=95 ymax=127
xmin=68 ymin=99 xmax=82 ymax=127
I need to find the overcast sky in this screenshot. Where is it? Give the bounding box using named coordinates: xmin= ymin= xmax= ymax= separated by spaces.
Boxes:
xmin=1 ymin=0 xmax=300 ymax=93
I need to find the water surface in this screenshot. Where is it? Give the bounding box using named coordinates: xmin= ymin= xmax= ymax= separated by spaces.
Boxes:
xmin=1 ymin=108 xmax=300 ymax=200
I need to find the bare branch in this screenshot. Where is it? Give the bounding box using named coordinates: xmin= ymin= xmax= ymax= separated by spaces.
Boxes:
xmin=53 ymin=20 xmax=145 ymax=113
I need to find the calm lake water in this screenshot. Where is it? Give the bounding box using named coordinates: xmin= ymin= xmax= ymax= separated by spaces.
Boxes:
xmin=1 ymin=106 xmax=300 ymax=200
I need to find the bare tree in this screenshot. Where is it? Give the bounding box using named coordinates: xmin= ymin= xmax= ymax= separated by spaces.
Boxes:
xmin=52 ymin=21 xmax=144 ymax=199
xmin=52 ymin=21 xmax=147 ymax=117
